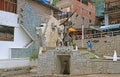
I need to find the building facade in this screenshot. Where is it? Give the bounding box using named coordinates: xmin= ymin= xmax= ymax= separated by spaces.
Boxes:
xmin=104 ymin=0 xmax=120 ymax=25
xmin=99 ymin=0 xmax=120 ymax=31
xmin=0 ymin=0 xmax=62 ymax=68
xmin=56 ymin=0 xmax=96 ymax=29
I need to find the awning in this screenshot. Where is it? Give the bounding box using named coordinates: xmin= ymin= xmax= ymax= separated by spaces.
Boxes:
xmin=100 ymin=24 xmax=120 ymax=30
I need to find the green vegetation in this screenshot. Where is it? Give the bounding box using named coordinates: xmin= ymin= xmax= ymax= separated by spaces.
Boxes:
xmin=72 ymin=42 xmax=76 ymax=49
xmin=82 ymin=52 xmax=89 ymax=56
xmin=90 ymin=56 xmax=98 ymax=60
xmin=29 ymin=49 xmax=38 ymax=61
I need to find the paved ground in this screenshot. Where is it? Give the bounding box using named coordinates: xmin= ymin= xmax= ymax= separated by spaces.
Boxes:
xmin=73 ymin=74 xmax=120 ymax=77
xmin=5 ymin=68 xmax=120 ymax=77
xmin=6 ymin=74 xmax=120 ymax=77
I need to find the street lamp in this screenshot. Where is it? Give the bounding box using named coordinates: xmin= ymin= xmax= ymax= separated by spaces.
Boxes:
xmin=82 ymin=8 xmax=84 ymax=48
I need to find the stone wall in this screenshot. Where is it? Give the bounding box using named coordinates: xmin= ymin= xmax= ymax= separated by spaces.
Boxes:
xmin=38 ymin=51 xmax=55 ymax=76
xmin=38 ymin=50 xmax=120 ymax=76
xmin=71 ymin=51 xmax=90 ymax=75
xmin=75 ymin=60 xmax=120 ymax=75
xmin=75 ymin=35 xmax=120 ymax=57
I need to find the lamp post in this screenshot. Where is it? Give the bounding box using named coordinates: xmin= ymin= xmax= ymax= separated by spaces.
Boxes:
xmin=82 ymin=24 xmax=84 ymax=48
xmin=82 ymin=8 xmax=84 ymax=48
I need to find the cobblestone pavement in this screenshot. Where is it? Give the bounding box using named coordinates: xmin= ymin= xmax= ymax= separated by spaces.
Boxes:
xmin=6 ymin=74 xmax=120 ymax=77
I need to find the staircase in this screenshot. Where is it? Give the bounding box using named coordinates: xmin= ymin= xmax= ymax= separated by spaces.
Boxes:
xmin=39 ymin=75 xmax=71 ymax=77
xmin=54 ymin=75 xmax=71 ymax=77
xmin=79 ymin=48 xmax=102 ymax=60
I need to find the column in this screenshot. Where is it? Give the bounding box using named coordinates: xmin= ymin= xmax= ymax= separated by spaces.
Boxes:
xmin=104 ymin=14 xmax=109 ymax=26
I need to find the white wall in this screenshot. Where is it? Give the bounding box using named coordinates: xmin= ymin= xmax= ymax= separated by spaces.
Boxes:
xmin=0 ymin=11 xmax=32 ymax=59
xmin=0 ymin=11 xmax=18 ymax=27
xmin=0 ymin=59 xmax=30 ymax=68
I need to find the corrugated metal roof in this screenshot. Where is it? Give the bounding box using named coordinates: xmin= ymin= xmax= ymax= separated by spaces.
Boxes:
xmin=100 ymin=24 xmax=120 ymax=30
xmin=38 ymin=0 xmax=50 ymax=5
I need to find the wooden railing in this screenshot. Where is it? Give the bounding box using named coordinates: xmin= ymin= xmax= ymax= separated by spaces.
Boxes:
xmin=0 ymin=33 xmax=14 ymax=41
xmin=105 ymin=6 xmax=120 ymax=13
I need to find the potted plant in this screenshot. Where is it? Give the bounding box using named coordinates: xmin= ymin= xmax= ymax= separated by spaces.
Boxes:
xmin=72 ymin=42 xmax=76 ymax=50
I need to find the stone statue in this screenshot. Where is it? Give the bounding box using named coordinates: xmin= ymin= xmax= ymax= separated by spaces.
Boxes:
xmin=62 ymin=21 xmax=73 ymax=46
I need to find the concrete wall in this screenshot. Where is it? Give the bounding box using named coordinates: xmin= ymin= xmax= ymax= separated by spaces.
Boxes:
xmin=0 ymin=11 xmax=18 ymax=27
xmin=11 ymin=3 xmax=41 ymax=58
xmin=17 ymin=0 xmax=52 ymax=23
xmin=0 ymin=59 xmax=30 ymax=69
xmin=75 ymin=35 xmax=120 ymax=57
xmin=0 ymin=11 xmax=31 ymax=59
xmin=27 ymin=0 xmax=52 ymax=23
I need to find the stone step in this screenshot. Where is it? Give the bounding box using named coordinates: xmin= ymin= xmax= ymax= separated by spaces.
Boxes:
xmin=0 ymin=66 xmax=32 ymax=77
xmin=37 ymin=75 xmax=71 ymax=77
xmin=54 ymin=75 xmax=71 ymax=77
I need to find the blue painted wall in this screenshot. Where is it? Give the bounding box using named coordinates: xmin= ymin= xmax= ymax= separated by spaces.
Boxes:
xmin=11 ymin=3 xmax=41 ymax=58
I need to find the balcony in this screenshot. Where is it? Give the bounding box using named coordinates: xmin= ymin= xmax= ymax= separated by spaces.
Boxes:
xmin=105 ymin=0 xmax=120 ymax=14
xmin=105 ymin=5 xmax=120 ymax=14
xmin=59 ymin=12 xmax=73 ymax=19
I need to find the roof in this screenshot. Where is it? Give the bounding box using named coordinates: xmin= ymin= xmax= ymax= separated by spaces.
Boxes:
xmin=35 ymin=0 xmax=61 ymax=12
xmin=38 ymin=0 xmax=50 ymax=5
xmin=105 ymin=0 xmax=119 ymax=3
xmin=100 ymin=24 xmax=120 ymax=30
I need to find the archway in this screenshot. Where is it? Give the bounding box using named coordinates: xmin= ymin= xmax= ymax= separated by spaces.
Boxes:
xmin=57 ymin=55 xmax=71 ymax=75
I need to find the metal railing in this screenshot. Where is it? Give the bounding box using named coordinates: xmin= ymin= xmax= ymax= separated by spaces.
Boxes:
xmin=73 ymin=30 xmax=120 ymax=40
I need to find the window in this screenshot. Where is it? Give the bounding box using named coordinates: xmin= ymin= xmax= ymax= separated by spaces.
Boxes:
xmin=82 ymin=17 xmax=84 ymax=20
xmin=89 ymin=19 xmax=92 ymax=23
xmin=0 ymin=0 xmax=17 ymax=13
xmin=0 ymin=25 xmax=14 ymax=41
xmin=89 ymin=11 xmax=91 ymax=15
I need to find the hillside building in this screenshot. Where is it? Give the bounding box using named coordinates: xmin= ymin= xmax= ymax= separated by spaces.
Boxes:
xmin=100 ymin=0 xmax=120 ymax=31
xmin=56 ymin=0 xmax=95 ymax=28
